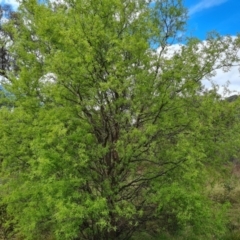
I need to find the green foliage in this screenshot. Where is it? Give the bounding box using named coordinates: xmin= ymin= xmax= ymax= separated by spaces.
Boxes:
xmin=0 ymin=0 xmax=240 ymax=239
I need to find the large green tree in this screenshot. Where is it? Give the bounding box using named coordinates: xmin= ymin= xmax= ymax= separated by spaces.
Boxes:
xmin=1 ymin=0 xmax=240 ymax=239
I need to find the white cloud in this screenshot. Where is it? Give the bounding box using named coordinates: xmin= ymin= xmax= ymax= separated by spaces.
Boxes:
xmin=157 ymin=37 xmax=240 ymax=96
xmin=200 ymin=37 xmax=240 ymax=95
xmin=202 ymin=65 xmax=240 ymax=95
xmin=189 ymin=0 xmax=228 ymax=16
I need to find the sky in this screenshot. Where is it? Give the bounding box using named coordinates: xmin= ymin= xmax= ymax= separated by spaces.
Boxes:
xmin=181 ymin=0 xmax=240 ymax=94
xmin=0 ymin=0 xmax=240 ymax=94
xmin=185 ymin=0 xmax=240 ymax=39
xmin=183 ymin=0 xmax=240 ymax=94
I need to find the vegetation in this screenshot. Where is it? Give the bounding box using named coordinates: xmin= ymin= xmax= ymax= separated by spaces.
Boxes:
xmin=0 ymin=0 xmax=240 ymax=239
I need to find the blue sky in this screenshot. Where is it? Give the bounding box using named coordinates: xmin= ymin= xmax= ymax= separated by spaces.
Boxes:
xmin=183 ymin=0 xmax=240 ymax=94
xmin=185 ymin=0 xmax=240 ymax=39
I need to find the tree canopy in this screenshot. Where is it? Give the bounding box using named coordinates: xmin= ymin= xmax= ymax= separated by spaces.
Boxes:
xmin=0 ymin=0 xmax=240 ymax=239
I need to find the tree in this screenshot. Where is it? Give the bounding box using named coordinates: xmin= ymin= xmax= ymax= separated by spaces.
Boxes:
xmin=0 ymin=0 xmax=240 ymax=239
xmin=0 ymin=3 xmax=19 ymax=78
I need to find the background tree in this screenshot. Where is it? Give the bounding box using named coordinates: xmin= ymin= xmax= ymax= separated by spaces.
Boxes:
xmin=0 ymin=0 xmax=240 ymax=239
xmin=0 ymin=3 xmax=19 ymax=78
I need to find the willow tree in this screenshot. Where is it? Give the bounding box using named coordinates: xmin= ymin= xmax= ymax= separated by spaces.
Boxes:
xmin=0 ymin=0 xmax=240 ymax=239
